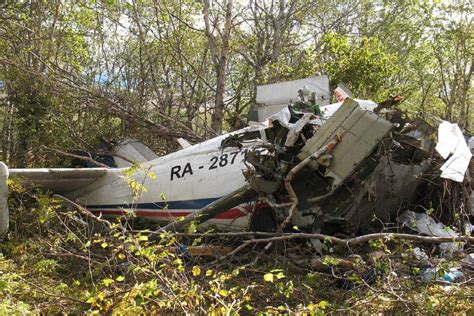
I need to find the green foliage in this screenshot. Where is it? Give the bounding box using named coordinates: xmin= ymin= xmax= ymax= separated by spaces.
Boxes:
xmin=320 ymin=32 xmax=399 ymax=100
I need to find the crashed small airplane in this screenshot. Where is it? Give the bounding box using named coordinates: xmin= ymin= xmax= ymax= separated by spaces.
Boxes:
xmin=0 ymin=76 xmax=471 ymax=239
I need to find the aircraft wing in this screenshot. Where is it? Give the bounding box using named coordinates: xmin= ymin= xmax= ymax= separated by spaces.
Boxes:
xmin=1 ymin=164 xmax=109 ymax=238
xmin=8 ymin=167 xmax=109 ymax=194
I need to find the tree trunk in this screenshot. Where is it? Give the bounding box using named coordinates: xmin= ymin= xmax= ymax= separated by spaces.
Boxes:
xmin=204 ymin=0 xmax=233 ymax=134
xmin=457 ymin=60 xmax=473 ymax=129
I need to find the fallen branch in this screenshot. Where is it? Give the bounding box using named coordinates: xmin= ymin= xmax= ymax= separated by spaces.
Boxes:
xmin=170 ymin=245 xmax=234 ymax=257
xmin=53 ymin=194 xmax=118 ymax=232
xmin=18 ymin=275 xmax=87 ymax=305
xmin=242 ymin=232 xmax=474 ymax=246
xmin=165 ymin=231 xmax=474 ymax=244
xmin=44 ymin=146 xmax=111 ymax=168
xmin=43 ymin=252 xmax=103 ymax=265
xmin=214 ymin=242 xmax=251 ymax=263
xmin=190 ymin=230 xmax=474 ymax=262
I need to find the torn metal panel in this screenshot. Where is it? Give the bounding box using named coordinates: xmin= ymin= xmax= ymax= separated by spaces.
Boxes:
xmin=284 ymin=113 xmax=315 ymax=147
xmin=319 ymin=99 xmax=378 ymax=119
xmin=399 ymin=210 xmax=462 ymax=257
xmin=334 ymin=82 xmax=353 ymax=102
xmin=298 ymin=98 xmax=393 ymax=188
xmin=334 ymin=157 xmax=431 ymax=231
xmin=435 ymin=122 xmax=472 ymax=182
xmin=302 ymin=115 xmax=436 ymax=232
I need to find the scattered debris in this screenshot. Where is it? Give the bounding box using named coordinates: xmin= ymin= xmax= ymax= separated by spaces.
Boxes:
xmin=412 ymin=247 xmax=430 ymax=263
xmin=399 ymin=211 xmax=462 ymax=257
xmin=422 ymin=267 xmax=464 ymax=283
xmin=435 ymin=122 xmax=472 ymax=182
xmin=461 ymin=253 xmax=474 ymax=272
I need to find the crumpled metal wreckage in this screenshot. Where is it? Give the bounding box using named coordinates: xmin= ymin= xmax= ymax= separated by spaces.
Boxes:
xmin=0 ymin=88 xmax=472 ymax=241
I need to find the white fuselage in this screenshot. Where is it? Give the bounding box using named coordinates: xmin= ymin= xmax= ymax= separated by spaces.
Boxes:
xmin=67 ymin=127 xmax=266 ymax=231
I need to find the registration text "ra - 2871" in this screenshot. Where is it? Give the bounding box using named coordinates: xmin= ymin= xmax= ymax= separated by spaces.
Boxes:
xmin=170 ymin=151 xmax=244 ymax=180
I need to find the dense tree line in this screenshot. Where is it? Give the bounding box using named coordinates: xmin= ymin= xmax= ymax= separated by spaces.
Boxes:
xmin=0 ymin=0 xmax=472 ymax=167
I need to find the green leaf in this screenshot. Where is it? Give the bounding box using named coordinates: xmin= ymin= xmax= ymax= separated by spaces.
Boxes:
xmin=318 ymin=300 xmax=329 ymax=309
xmin=187 ymin=221 xmax=198 ymax=234
xmin=137 ymin=235 xmax=148 ymax=241
xmin=192 ymin=266 xmax=201 ymax=276
xmin=219 ymin=289 xmax=229 ymax=297
xmin=0 ymin=280 xmax=8 ymax=291
xmin=263 ymin=273 xmax=274 ymax=282
xmin=102 ymin=278 xmax=114 ymax=287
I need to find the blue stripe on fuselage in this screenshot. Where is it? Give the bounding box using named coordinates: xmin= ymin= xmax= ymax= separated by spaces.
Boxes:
xmin=86 ymin=197 xmax=221 ymax=210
